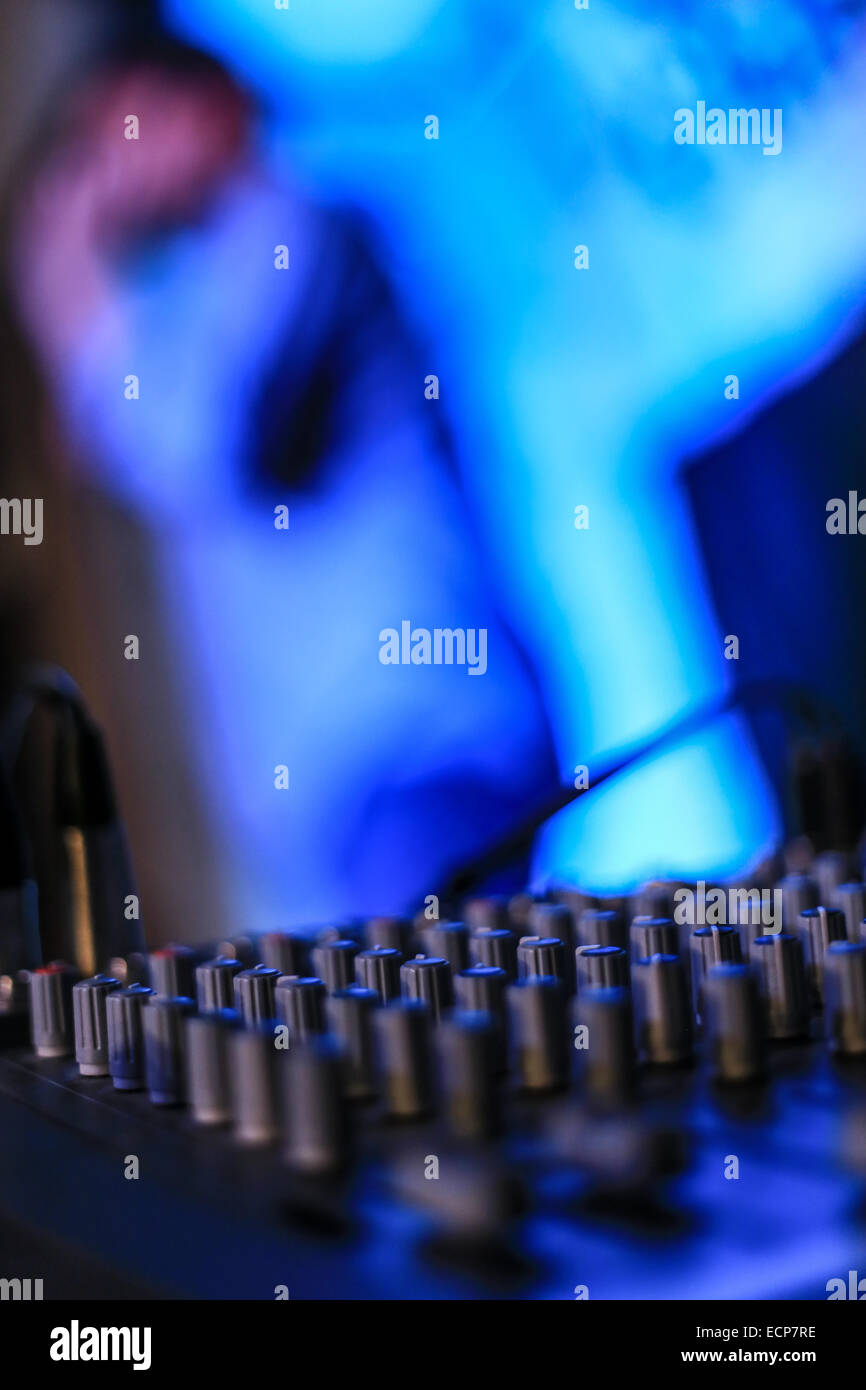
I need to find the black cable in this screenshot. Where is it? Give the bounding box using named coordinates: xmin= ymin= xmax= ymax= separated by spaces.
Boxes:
xmin=440 ymin=677 xmax=846 ymax=901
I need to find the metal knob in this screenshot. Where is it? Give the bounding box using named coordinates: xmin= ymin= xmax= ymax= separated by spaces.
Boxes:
xmin=630 ymin=915 xmax=679 ymax=962
xmin=274 ymin=975 xmax=326 ymax=1043
xmin=106 ymin=983 xmax=154 ymax=1090
xmin=835 ymin=883 xmax=866 ymax=944
xmin=575 ymin=944 xmax=630 ymax=993
xmin=689 ymin=926 xmax=742 ymax=1023
xmin=148 ymin=945 xmax=195 ymax=999
xmin=632 ymin=954 xmax=692 ymax=1065
xmin=29 ymin=963 xmax=78 ymax=1059
xmin=796 ymin=906 xmax=847 ymax=1006
xmin=230 ymin=1019 xmax=283 ymax=1144
xmin=469 ymin=927 xmax=518 ymax=981
xmin=572 ymin=985 xmax=635 ymax=1107
xmin=311 ymin=939 xmax=360 ymax=994
xmin=824 ymin=940 xmax=866 ymax=1055
xmin=751 ymin=932 xmax=810 ymax=1040
xmin=420 ymin=922 xmax=470 ymax=975
xmin=142 ymin=995 xmax=195 ymax=1104
xmin=259 ymin=931 xmax=310 ymax=976
xmin=455 ymin=964 xmax=508 ymax=1071
xmin=703 ymin=963 xmax=765 ymax=1083
xmin=528 ymin=903 xmax=577 ymax=991
xmin=363 ymin=916 xmax=414 ymax=957
xmin=400 ymin=955 xmax=453 ymax=1020
xmin=437 ymin=1010 xmax=500 ymax=1139
xmin=72 ymin=974 xmax=121 ymax=1076
xmin=233 ymin=964 xmax=281 ymax=1025
xmin=355 ymin=946 xmax=402 ymax=1002
xmin=282 ymin=1035 xmax=351 ymax=1174
xmin=517 ymin=935 xmax=567 ymax=984
xmin=577 ymin=907 xmax=627 ymax=953
xmin=507 ymin=975 xmax=568 ymax=1091
xmin=776 ymin=873 xmax=819 ymax=932
xmin=195 ymin=956 xmax=243 ymax=1014
xmin=326 ymin=986 xmax=378 ymax=1101
xmin=186 ymin=1008 xmax=241 ymax=1125
xmin=373 ymin=998 xmax=435 ymax=1118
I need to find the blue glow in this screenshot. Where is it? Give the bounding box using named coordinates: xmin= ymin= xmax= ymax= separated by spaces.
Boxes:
xmin=167 ymin=0 xmax=452 ymax=75
xmin=535 ymin=715 xmax=780 ymax=894
xmin=41 ymin=1 xmax=866 ymax=913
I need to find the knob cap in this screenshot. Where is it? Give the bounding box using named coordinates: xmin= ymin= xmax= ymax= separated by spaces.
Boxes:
xmin=528 ymin=904 xmax=577 ymax=991
xmin=455 ymin=961 xmax=507 ymax=1012
xmin=195 ymin=956 xmax=243 ymax=1013
xmin=507 ymin=976 xmax=568 ymax=1091
xmin=630 ymin=916 xmax=679 ymax=961
xmin=420 ymin=922 xmax=470 ymax=975
xmin=311 ymin=939 xmax=360 ymax=994
xmin=108 ymin=953 xmax=149 ymax=988
xmin=437 ymin=1010 xmax=500 ymax=1139
xmin=186 ymin=1008 xmax=240 ymax=1125
xmin=689 ymin=926 xmax=742 ymax=1023
xmin=572 ymin=986 xmax=636 ymax=1107
xmin=316 ymin=923 xmax=363 ymax=948
xmin=835 ymin=883 xmax=866 ymax=944
xmin=632 ymin=954 xmax=692 ymax=1065
xmin=577 ymin=907 xmax=627 ymax=952
xmin=230 ymin=1020 xmax=282 ymax=1144
xmin=463 ymin=896 xmax=510 ymax=933
xmin=363 ymin=916 xmax=414 ymax=957
xmin=355 ymin=946 xmax=402 ymax=1002
xmin=400 ymin=954 xmax=453 ymax=1020
xmin=455 ymin=964 xmax=508 ymax=1071
xmin=704 ymin=963 xmax=765 ymax=1083
xmin=148 ymin=945 xmax=195 ymax=999
xmin=326 ymin=986 xmax=378 ymax=1100
xmin=106 ymin=983 xmax=154 ymax=1089
xmin=632 ymin=882 xmax=678 ymax=919
xmin=233 ymin=964 xmax=281 ymax=1025
xmin=274 ymin=975 xmax=326 ymax=1042
xmin=517 ymin=935 xmax=567 ymax=984
xmin=142 ymin=995 xmax=195 ymax=1104
xmin=469 ymin=927 xmax=518 ymax=980
xmin=813 ymin=850 xmax=853 ymax=906
xmin=215 ymin=936 xmax=258 ymax=968
xmin=575 ymin=944 xmax=630 ymax=992
xmin=29 ymin=963 xmax=78 ymax=1058
xmin=796 ymin=906 xmax=847 ymax=1006
xmin=507 ymin=892 xmax=537 ymax=932
xmin=282 ymin=1035 xmax=350 ymax=1174
xmin=73 ymin=974 xmax=121 ymax=1075
xmin=259 ymin=931 xmax=310 ymax=976
xmin=373 ymin=998 xmax=435 ymax=1117
xmin=824 ymin=940 xmax=866 ymax=1055
xmin=751 ymin=932 xmax=810 ymax=1039
xmin=776 ymin=873 xmax=819 ymax=931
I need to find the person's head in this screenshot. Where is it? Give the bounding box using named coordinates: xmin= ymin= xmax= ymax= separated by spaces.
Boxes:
xmin=45 ymin=39 xmax=252 ymax=230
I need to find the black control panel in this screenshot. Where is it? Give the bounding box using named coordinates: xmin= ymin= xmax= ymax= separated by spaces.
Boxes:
xmin=2 ymin=865 xmax=866 ymax=1301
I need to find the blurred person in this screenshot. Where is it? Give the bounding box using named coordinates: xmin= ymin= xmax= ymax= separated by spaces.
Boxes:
xmin=166 ymin=0 xmax=864 ymax=892
xmin=5 ymin=29 xmax=559 ymax=936
xmin=157 ymin=0 xmax=866 ymax=893
xmin=10 ymin=0 xmax=866 ymax=937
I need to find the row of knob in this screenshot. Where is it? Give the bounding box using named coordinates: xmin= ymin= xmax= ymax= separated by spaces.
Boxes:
xmin=73 ymin=860 xmax=866 ymax=1005
xmin=26 ymin=893 xmax=866 ymax=1160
